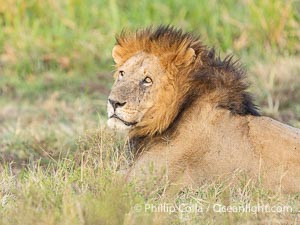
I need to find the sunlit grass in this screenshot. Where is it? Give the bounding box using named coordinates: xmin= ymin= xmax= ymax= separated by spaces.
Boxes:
xmin=1 ymin=126 xmax=300 ymax=224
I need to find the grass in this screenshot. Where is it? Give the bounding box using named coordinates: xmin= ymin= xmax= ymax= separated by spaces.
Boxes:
xmin=0 ymin=0 xmax=300 ymax=224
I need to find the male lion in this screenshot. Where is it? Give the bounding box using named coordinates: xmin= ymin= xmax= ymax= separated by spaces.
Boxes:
xmin=107 ymin=26 xmax=300 ymax=193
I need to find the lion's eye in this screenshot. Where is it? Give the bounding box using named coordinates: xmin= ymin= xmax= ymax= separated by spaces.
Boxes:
xmin=142 ymin=76 xmax=153 ymax=86
xmin=118 ymin=70 xmax=125 ymax=79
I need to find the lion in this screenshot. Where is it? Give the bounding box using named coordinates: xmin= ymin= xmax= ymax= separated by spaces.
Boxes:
xmin=107 ymin=25 xmax=300 ymax=193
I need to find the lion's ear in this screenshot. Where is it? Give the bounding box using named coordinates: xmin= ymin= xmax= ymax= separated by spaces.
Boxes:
xmin=112 ymin=45 xmax=123 ymax=64
xmin=175 ymin=47 xmax=196 ymax=67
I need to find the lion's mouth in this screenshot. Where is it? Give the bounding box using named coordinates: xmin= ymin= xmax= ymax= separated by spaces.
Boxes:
xmin=110 ymin=114 xmax=137 ymax=126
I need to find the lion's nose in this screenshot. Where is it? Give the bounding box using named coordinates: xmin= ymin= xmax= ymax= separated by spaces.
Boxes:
xmin=108 ymin=99 xmax=126 ymax=110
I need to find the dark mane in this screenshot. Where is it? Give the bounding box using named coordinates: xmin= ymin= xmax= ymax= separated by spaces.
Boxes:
xmin=147 ymin=25 xmax=205 ymax=55
xmin=195 ymin=47 xmax=260 ymax=116
xmin=145 ymin=25 xmax=260 ymax=116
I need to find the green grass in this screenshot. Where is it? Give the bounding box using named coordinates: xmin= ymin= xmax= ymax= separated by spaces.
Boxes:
xmin=1 ymin=0 xmax=300 ymax=224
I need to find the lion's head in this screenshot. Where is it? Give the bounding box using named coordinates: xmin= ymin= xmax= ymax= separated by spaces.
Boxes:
xmin=107 ymin=26 xmax=201 ymax=137
xmin=107 ymin=26 xmax=259 ymax=138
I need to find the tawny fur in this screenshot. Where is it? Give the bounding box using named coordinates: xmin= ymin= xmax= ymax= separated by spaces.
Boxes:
xmin=108 ymin=26 xmax=300 ymax=193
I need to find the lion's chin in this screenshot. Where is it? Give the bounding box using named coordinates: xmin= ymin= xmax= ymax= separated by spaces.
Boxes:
xmin=107 ymin=117 xmax=132 ymax=132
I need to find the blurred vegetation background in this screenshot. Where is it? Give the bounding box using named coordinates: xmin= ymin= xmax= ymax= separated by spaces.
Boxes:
xmin=1 ymin=0 xmax=299 ymax=96
xmin=0 ymin=1 xmax=300 ymax=224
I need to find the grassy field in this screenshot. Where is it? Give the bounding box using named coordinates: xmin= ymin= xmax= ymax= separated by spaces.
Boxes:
xmin=0 ymin=0 xmax=300 ymax=224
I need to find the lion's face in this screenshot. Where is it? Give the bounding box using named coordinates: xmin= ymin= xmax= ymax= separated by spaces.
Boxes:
xmin=107 ymin=32 xmax=197 ymax=137
xmin=107 ymin=52 xmax=166 ymax=131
